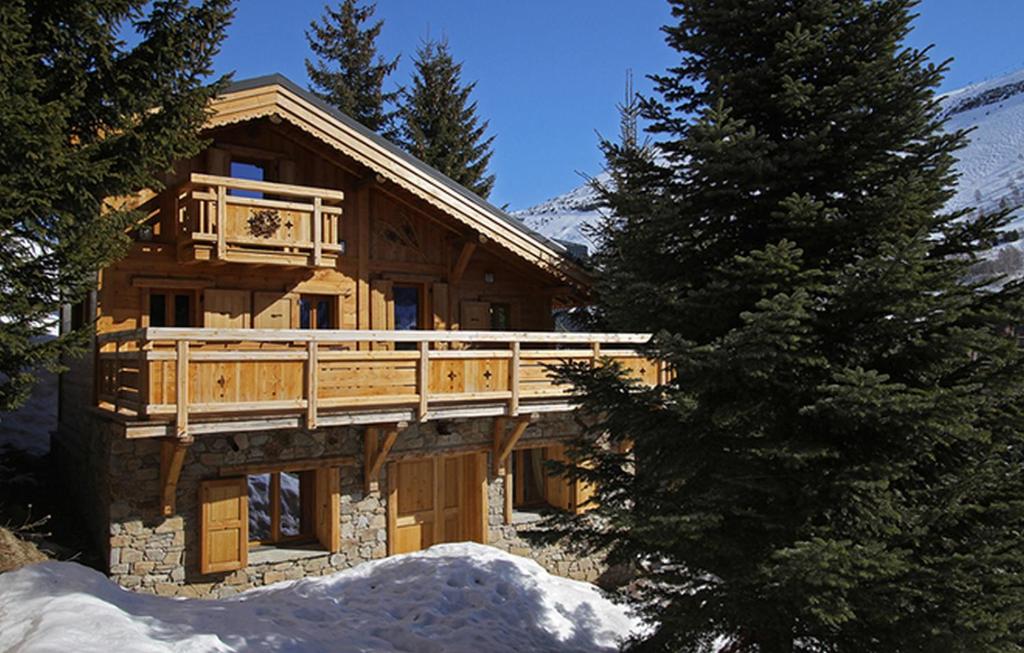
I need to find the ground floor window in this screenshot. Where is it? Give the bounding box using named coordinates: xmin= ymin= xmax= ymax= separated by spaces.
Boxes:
xmin=247 ymin=471 xmax=316 ymax=546
xmin=509 ymin=444 xmax=594 ymax=521
xmin=199 ymin=466 xmax=340 ymax=575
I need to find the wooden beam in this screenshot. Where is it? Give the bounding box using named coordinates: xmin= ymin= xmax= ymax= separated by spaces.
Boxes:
xmin=364 ymin=422 xmax=406 ymax=494
xmin=449 ymin=241 xmax=477 ymax=285
xmin=491 ymin=416 xmax=507 ymax=476
xmin=219 ymin=454 xmax=356 ymax=477
xmin=159 ymin=438 xmax=190 ymax=516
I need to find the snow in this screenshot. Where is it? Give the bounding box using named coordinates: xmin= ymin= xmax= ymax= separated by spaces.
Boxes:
xmin=0 ymin=542 xmax=641 ymax=653
xmin=514 ymin=68 xmax=1024 ymax=263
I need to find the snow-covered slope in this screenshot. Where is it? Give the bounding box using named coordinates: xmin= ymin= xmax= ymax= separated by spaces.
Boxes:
xmin=0 ymin=542 xmax=641 ymax=653
xmin=514 ymin=68 xmax=1024 ymax=258
xmin=512 ymin=172 xmax=609 ymax=254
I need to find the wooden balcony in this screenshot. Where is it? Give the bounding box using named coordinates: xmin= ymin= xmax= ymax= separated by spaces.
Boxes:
xmin=94 ymin=328 xmax=657 ymax=438
xmin=175 ymin=173 xmax=344 ymax=268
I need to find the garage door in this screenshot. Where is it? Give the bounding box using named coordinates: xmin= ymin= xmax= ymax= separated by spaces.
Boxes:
xmin=388 ymin=453 xmax=488 ymax=555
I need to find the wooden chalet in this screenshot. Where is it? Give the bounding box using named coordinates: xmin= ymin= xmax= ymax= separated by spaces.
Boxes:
xmin=54 ymin=75 xmax=656 ymax=596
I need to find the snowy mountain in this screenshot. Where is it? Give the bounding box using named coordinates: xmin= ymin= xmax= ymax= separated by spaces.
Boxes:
xmin=514 ymin=68 xmax=1024 ymax=265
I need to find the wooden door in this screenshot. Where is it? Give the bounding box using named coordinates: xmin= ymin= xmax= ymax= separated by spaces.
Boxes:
xmin=390 ymin=453 xmax=487 ymax=555
xmin=392 ymin=458 xmax=437 ymax=554
xmin=253 ymin=292 xmax=294 ymax=329
xmin=439 ymin=456 xmax=464 ymax=543
xmin=204 ymin=289 xmax=251 ymax=328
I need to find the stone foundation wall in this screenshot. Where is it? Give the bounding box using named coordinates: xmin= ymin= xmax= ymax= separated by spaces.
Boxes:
xmin=56 ymin=412 xmax=605 ymax=597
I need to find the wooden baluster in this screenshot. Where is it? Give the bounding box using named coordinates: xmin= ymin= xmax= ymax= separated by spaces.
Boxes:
xmin=508 ymin=340 xmax=520 ymax=417
xmin=313 ymin=196 xmax=323 ymax=266
xmin=417 ymin=340 xmax=429 ymax=421
xmin=216 ymin=185 xmax=227 ymax=260
xmin=307 ymin=340 xmax=319 ymax=429
xmin=176 ymin=341 xmax=189 ymax=440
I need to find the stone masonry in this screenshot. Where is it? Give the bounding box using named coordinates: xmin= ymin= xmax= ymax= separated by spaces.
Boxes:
xmin=52 ymin=411 xmax=605 ymax=597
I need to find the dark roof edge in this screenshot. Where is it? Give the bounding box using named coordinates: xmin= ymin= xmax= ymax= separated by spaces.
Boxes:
xmin=223 ymin=74 xmax=574 ymax=260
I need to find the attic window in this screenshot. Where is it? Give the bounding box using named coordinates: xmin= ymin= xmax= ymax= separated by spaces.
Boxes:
xmin=229 ymin=160 xmax=265 ymax=198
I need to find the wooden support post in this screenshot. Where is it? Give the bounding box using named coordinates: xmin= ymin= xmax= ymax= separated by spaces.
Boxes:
xmin=417 ymin=341 xmax=429 ymax=421
xmin=498 ymin=418 xmax=531 ymax=475
xmin=492 ymin=415 xmax=534 ymax=476
xmin=306 ymin=340 xmax=319 ymax=430
xmin=364 ymin=423 xmax=405 ymax=494
xmin=216 ymin=184 xmax=227 ymax=260
xmin=591 ymin=342 xmax=601 ymax=366
xmin=450 ymin=241 xmax=477 ymax=285
xmin=508 ymin=341 xmax=520 ymax=417
xmin=504 ymin=467 xmax=513 ymax=525
xmin=159 ymin=438 xmax=190 ymax=516
xmin=175 ymin=341 xmax=189 ymax=440
xmin=312 ymin=196 xmax=323 ymax=266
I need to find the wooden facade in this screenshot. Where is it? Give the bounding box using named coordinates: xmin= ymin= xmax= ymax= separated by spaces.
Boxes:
xmin=58 ymin=75 xmax=654 ymax=583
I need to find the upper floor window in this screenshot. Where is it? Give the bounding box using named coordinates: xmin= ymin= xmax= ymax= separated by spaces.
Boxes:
xmin=148 ymin=291 xmax=194 ymax=327
xmin=229 ymin=160 xmax=265 ymax=199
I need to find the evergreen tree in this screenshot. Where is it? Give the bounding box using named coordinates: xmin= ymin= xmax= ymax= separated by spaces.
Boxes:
xmin=397 ymin=37 xmax=495 ymax=199
xmin=305 ymin=0 xmax=399 ymax=134
xmin=551 ymin=1 xmax=1024 ymax=650
xmin=0 ymin=0 xmax=233 ymax=411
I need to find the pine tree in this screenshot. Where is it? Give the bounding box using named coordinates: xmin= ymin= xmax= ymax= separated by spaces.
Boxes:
xmin=550 ymin=1 xmax=1024 ymax=650
xmin=305 ymin=0 xmax=399 ymax=134
xmin=0 ymin=0 xmax=233 ymax=411
xmin=397 ymin=37 xmax=496 ymax=199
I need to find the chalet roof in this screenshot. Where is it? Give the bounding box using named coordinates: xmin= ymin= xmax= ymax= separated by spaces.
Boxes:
xmin=212 ymin=74 xmax=588 ymax=286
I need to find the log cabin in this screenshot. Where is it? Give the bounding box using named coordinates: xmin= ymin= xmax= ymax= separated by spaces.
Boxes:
xmin=53 ymin=74 xmax=657 ymax=597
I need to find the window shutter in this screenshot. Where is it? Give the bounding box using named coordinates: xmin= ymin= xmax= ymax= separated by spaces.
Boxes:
xmin=204 ymin=289 xmax=252 ymax=328
xmin=199 ymin=477 xmax=248 ymax=574
xmin=460 ymin=301 xmax=490 ymax=331
xmin=253 ymin=292 xmax=295 ymax=329
xmin=370 ymin=280 xmax=394 ymax=350
xmin=314 ymin=467 xmax=340 ymax=553
xmin=573 ymin=457 xmax=597 ymax=515
xmin=544 ymin=445 xmax=574 ymax=512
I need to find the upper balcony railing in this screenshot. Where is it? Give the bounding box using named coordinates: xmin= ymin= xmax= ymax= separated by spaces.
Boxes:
xmin=175 ymin=173 xmax=345 ymax=268
xmin=94 ymin=328 xmax=658 ymax=437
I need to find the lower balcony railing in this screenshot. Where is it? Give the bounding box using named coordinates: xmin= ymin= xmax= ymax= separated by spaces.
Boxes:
xmin=95 ymin=328 xmax=657 ymax=437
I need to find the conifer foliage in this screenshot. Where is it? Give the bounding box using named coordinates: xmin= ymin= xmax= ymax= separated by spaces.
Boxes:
xmin=306 ymin=0 xmax=399 ymax=134
xmin=0 ymin=0 xmax=233 ymax=411
xmin=397 ymin=38 xmax=496 ymax=199
xmin=555 ymin=1 xmax=1024 ymax=650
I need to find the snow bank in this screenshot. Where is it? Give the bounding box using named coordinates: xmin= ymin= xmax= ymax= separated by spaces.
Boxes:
xmin=0 ymin=542 xmax=640 ymax=653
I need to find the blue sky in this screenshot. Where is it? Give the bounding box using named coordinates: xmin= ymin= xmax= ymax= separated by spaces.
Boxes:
xmin=214 ymin=0 xmax=1024 ymax=210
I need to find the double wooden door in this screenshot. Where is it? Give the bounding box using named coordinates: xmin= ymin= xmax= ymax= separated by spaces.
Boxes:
xmin=389 ymin=453 xmax=488 ymax=555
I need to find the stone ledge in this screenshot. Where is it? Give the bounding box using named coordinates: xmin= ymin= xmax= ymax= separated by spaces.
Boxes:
xmin=249 ymin=545 xmax=329 ymax=566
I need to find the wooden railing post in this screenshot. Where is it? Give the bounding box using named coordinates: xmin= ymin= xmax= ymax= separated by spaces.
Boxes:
xmin=307 ymin=340 xmax=319 ymax=429
xmin=175 ymin=340 xmax=189 ymax=440
xmin=591 ymin=342 xmax=601 ymax=367
xmin=508 ymin=340 xmax=520 ymax=417
xmin=417 ymin=340 xmax=429 ymax=421
xmin=215 ymin=184 xmax=227 ymax=260
xmin=113 ymin=340 xmax=122 ymax=414
xmin=137 ymin=337 xmax=149 ymax=416
xmin=313 ymin=196 xmax=323 ymax=266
